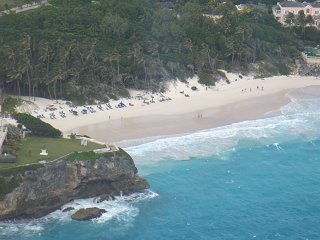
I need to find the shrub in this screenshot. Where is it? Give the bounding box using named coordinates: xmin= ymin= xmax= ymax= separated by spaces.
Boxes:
xmin=198 ymin=72 xmax=216 ymax=86
xmin=0 ymin=153 xmax=17 ymax=163
xmin=2 ymin=96 xmax=22 ymax=114
xmin=12 ymin=113 xmax=61 ymax=138
xmin=3 ymin=139 xmax=20 ymax=154
xmin=0 ymin=176 xmax=22 ymax=200
xmin=4 ymin=124 xmax=21 ymax=141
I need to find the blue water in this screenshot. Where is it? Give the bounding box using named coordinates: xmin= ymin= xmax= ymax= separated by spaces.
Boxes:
xmin=1 ymin=86 xmax=320 ymax=240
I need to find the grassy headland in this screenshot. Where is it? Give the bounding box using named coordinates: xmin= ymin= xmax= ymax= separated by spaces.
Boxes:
xmin=0 ymin=137 xmax=103 ymax=169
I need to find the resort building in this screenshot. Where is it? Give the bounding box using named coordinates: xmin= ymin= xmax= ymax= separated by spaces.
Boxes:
xmin=273 ymin=0 xmax=320 ymax=27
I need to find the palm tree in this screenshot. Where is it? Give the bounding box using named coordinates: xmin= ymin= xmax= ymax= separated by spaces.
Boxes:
xmin=57 ymin=45 xmax=73 ymax=99
xmin=85 ymin=42 xmax=97 ymax=84
xmin=7 ymin=49 xmax=22 ymax=97
xmin=183 ymin=38 xmax=194 ymax=58
xmin=8 ymin=70 xmax=22 ymax=96
xmin=147 ymin=42 xmax=160 ymax=63
xmin=226 ymin=39 xmax=236 ymax=64
xmin=21 ymin=34 xmax=34 ymax=99
xmin=103 ymin=51 xmax=118 ymax=89
xmin=130 ymin=43 xmax=142 ymax=65
xmin=39 ymin=41 xmax=52 ymax=99
xmin=105 ymin=50 xmax=122 ymax=88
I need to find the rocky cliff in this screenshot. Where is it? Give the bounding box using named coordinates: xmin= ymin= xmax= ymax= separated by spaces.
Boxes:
xmin=0 ymin=149 xmax=149 ymax=220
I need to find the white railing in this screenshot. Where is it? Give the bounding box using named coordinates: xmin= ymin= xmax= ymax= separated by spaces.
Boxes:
xmin=0 ymin=127 xmax=8 ymax=153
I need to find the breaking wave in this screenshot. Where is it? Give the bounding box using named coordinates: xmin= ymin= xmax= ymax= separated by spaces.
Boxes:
xmin=126 ymin=86 xmax=320 ymax=164
xmin=0 ymin=190 xmax=158 ymax=239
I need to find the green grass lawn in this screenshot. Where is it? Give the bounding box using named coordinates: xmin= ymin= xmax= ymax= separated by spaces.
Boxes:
xmin=0 ymin=137 xmax=104 ymax=169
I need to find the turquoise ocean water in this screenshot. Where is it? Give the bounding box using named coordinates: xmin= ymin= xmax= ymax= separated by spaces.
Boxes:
xmin=1 ymin=86 xmax=320 ymax=240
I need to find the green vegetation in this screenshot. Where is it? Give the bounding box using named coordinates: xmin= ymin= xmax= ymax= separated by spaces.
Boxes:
xmin=0 ymin=163 xmax=43 ymax=199
xmin=67 ymin=150 xmax=113 ymax=164
xmin=0 ymin=0 xmax=317 ymax=102
xmin=0 ymin=0 xmax=30 ymax=11
xmin=67 ymin=148 xmax=130 ymax=164
xmin=67 ymin=151 xmax=98 ymax=162
xmin=1 ymin=96 xmax=22 ymax=114
xmin=0 ymin=175 xmax=21 ymax=200
xmin=13 ymin=113 xmax=62 ymax=137
xmin=0 ymin=136 xmax=103 ymax=168
xmin=0 ymin=136 xmax=104 ymax=198
xmin=0 ymin=162 xmax=43 ymax=176
xmin=4 ymin=124 xmax=21 ymax=140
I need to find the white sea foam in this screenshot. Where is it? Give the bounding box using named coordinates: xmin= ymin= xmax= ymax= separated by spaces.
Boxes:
xmin=0 ymin=190 xmax=158 ymax=238
xmin=273 ymin=143 xmax=283 ymax=150
xmin=126 ymin=88 xmax=320 ymax=164
xmin=46 ymin=189 xmax=158 ymax=224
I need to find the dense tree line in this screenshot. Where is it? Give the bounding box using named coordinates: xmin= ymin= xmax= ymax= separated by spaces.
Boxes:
xmin=0 ymin=0 xmax=316 ymax=103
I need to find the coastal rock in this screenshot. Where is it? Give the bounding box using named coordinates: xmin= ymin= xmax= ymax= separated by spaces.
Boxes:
xmin=62 ymin=207 xmax=75 ymax=212
xmin=0 ymin=149 xmax=149 ymax=220
xmin=71 ymin=207 xmax=106 ymax=221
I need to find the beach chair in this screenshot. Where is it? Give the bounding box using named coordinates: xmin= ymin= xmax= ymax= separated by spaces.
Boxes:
xmin=81 ymin=109 xmax=88 ymax=114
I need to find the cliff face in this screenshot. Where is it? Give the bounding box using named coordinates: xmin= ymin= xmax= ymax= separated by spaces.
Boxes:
xmin=0 ymin=150 xmax=149 ymax=220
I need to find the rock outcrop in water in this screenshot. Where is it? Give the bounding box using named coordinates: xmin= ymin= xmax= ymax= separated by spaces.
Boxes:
xmin=71 ymin=207 xmax=106 ymax=221
xmin=0 ymin=149 xmax=148 ymax=220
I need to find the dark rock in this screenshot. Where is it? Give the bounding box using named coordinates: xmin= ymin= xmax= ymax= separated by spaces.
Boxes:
xmin=97 ymin=194 xmax=115 ymax=203
xmin=0 ymin=149 xmax=149 ymax=220
xmin=62 ymin=207 xmax=75 ymax=212
xmin=71 ymin=207 xmax=106 ymax=221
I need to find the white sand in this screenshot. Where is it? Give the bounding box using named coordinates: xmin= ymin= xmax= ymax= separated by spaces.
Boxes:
xmin=16 ymin=74 xmax=320 ymax=143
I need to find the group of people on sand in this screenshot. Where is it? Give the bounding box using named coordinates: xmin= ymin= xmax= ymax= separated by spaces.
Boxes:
xmin=241 ymin=86 xmax=264 ymax=93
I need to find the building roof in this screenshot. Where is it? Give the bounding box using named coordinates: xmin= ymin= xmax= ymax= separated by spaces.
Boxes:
xmin=279 ymin=1 xmax=320 ymax=8
xmin=310 ymin=2 xmax=320 ymax=8
xmin=279 ymin=1 xmax=304 ymax=8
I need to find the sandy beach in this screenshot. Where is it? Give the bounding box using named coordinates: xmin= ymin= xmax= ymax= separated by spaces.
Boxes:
xmin=16 ymin=74 xmax=320 ymax=146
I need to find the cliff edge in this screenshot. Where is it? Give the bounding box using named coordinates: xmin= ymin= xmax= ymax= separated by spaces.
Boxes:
xmin=0 ymin=149 xmax=148 ymax=220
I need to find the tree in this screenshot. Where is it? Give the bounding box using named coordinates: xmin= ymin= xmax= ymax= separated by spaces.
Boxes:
xmin=296 ymin=10 xmax=306 ymax=39
xmin=100 ymin=13 xmax=129 ymax=39
xmin=305 ymin=15 xmax=314 ymax=27
xmin=103 ymin=50 xmax=122 ymax=89
xmin=7 ymin=49 xmax=22 ymax=97
xmin=39 ymin=41 xmax=52 ymax=99
xmin=284 ymin=12 xmax=295 ymax=31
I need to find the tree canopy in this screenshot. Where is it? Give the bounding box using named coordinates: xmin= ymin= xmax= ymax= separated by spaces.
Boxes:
xmin=0 ymin=0 xmax=317 ymax=103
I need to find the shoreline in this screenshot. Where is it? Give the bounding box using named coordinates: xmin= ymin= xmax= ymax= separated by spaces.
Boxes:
xmin=14 ymin=75 xmax=320 ymax=147
xmin=72 ymin=90 xmax=291 ymax=147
